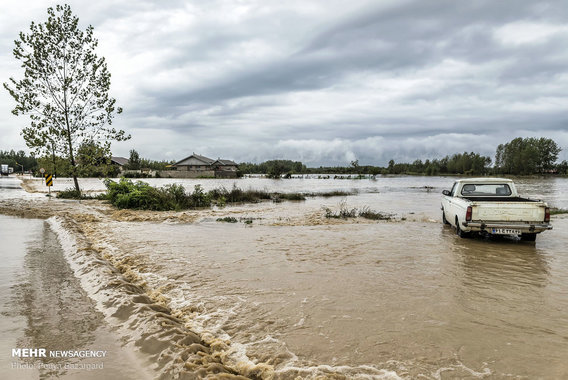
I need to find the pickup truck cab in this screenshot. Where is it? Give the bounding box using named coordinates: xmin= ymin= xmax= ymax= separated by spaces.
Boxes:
xmin=441 ymin=178 xmax=552 ymax=241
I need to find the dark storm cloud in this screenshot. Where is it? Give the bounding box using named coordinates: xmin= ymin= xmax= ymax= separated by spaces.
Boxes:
xmin=1 ymin=0 xmax=567 ymax=164
xmin=136 ymin=0 xmax=568 ymax=114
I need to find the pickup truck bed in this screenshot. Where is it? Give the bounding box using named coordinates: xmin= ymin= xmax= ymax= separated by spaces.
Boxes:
xmin=462 ymin=197 xmax=538 ymax=202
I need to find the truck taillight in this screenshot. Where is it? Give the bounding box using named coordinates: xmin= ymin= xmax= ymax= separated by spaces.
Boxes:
xmin=466 ymin=206 xmax=472 ymax=222
xmin=544 ymin=207 xmax=550 ymax=223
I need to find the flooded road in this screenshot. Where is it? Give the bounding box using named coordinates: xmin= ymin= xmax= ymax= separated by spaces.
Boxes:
xmin=2 ymin=175 xmax=568 ymax=379
xmin=102 ymin=214 xmax=568 ymax=379
xmin=81 ymin=175 xmax=568 ymax=379
xmin=0 ymin=178 xmax=150 ymax=380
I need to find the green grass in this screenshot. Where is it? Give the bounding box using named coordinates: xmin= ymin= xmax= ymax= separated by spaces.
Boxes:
xmin=550 ymin=208 xmax=568 ymax=215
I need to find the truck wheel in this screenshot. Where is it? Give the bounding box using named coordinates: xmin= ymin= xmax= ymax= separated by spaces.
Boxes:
xmin=456 ymin=218 xmax=470 ymax=238
xmin=520 ymin=233 xmax=537 ymax=242
xmin=442 ymin=209 xmax=450 ymax=225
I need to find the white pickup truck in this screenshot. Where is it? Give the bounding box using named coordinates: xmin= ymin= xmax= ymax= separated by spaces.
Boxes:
xmin=441 ymin=178 xmax=552 ymax=241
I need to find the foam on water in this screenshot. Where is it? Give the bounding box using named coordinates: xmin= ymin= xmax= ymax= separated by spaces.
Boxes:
xmin=47 ymin=216 xmax=254 ymax=379
xmin=42 ymin=214 xmax=414 ymax=379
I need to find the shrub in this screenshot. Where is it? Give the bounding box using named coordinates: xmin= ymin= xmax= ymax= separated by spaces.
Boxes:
xmin=323 ymin=202 xmax=393 ymax=220
xmin=307 ymin=190 xmax=355 ymax=197
xmin=190 ymin=184 xmax=211 ymax=207
xmin=57 ymin=188 xmax=83 ymax=199
xmin=359 ymin=206 xmax=393 ymax=220
xmin=277 ymin=193 xmax=306 ymax=201
xmin=324 ymin=201 xmax=357 ymax=219
xmin=102 ymin=179 xmax=306 ymax=211
xmin=57 ymin=188 xmax=106 ymax=200
xmin=105 ymin=178 xmax=181 ymax=210
xmin=216 ymin=217 xmax=238 ymax=223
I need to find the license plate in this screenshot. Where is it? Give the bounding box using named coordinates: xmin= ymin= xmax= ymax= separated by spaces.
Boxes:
xmin=491 ymin=228 xmax=522 ymax=235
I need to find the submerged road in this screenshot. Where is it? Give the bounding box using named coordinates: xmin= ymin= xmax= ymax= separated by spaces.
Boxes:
xmin=0 ymin=177 xmax=150 ymax=380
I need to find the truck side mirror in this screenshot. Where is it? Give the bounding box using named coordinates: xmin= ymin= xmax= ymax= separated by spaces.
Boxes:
xmin=442 ymin=190 xmax=451 ymax=196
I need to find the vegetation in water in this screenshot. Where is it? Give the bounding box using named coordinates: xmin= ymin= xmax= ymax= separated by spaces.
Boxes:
xmin=101 ymin=179 xmax=312 ymax=210
xmin=216 ymin=217 xmax=238 ymax=223
xmin=323 ymin=201 xmax=394 ymax=220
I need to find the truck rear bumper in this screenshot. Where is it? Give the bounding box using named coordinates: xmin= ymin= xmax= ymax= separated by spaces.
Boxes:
xmin=462 ymin=221 xmax=552 ymax=233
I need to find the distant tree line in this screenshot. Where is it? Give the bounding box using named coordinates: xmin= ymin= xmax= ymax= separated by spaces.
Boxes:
xmin=2 ymin=136 xmax=567 ymax=178
xmin=124 ymin=149 xmax=174 ymax=171
xmin=0 ymin=146 xmax=173 ymax=178
xmin=0 ymin=150 xmax=38 ymax=173
xmin=237 ymin=160 xmax=307 ymax=178
xmin=238 ymin=137 xmax=567 ymax=177
xmin=385 ymin=152 xmax=492 ymax=175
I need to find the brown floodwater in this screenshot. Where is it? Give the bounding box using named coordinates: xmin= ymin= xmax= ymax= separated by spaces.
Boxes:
xmin=0 ymin=178 xmax=153 ymax=380
xmin=77 ymin=176 xmax=568 ymax=379
xmin=2 ymin=175 xmax=568 ymax=379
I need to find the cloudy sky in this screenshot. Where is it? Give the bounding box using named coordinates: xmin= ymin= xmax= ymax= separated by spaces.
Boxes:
xmin=1 ymin=0 xmax=567 ymax=166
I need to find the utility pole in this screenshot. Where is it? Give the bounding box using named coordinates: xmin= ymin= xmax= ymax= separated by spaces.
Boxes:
xmin=15 ymin=162 xmax=24 ymax=175
xmin=51 ymin=141 xmax=57 ymax=178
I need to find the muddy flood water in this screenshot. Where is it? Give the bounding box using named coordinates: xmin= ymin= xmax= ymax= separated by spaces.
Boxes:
xmin=0 ymin=177 xmax=151 ymax=380
xmin=1 ymin=175 xmax=568 ymax=379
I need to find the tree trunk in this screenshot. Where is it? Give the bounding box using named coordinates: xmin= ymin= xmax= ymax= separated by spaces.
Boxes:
xmin=66 ymin=131 xmax=80 ymax=193
xmin=62 ymin=59 xmax=80 ymax=194
xmin=63 ymin=110 xmax=80 ymax=193
xmin=51 ymin=142 xmax=57 ymax=178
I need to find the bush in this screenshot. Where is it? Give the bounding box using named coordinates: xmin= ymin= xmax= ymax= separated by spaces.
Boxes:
xmin=324 ymin=201 xmax=357 ymax=219
xmin=323 ymin=202 xmax=393 ymax=220
xmin=57 ymin=188 xmax=108 ymax=200
xmin=104 ymin=178 xmax=205 ymax=210
xmin=307 ymin=190 xmax=355 ymax=197
xmin=190 ymin=184 xmax=211 ymax=208
xmin=216 ymin=217 xmax=238 ymax=223
xmin=57 ymin=188 xmax=83 ymax=199
xmin=102 ymin=179 xmax=306 ymax=211
xmin=276 ymin=193 xmax=306 ymax=201
xmin=358 ymin=206 xmax=393 ymax=220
